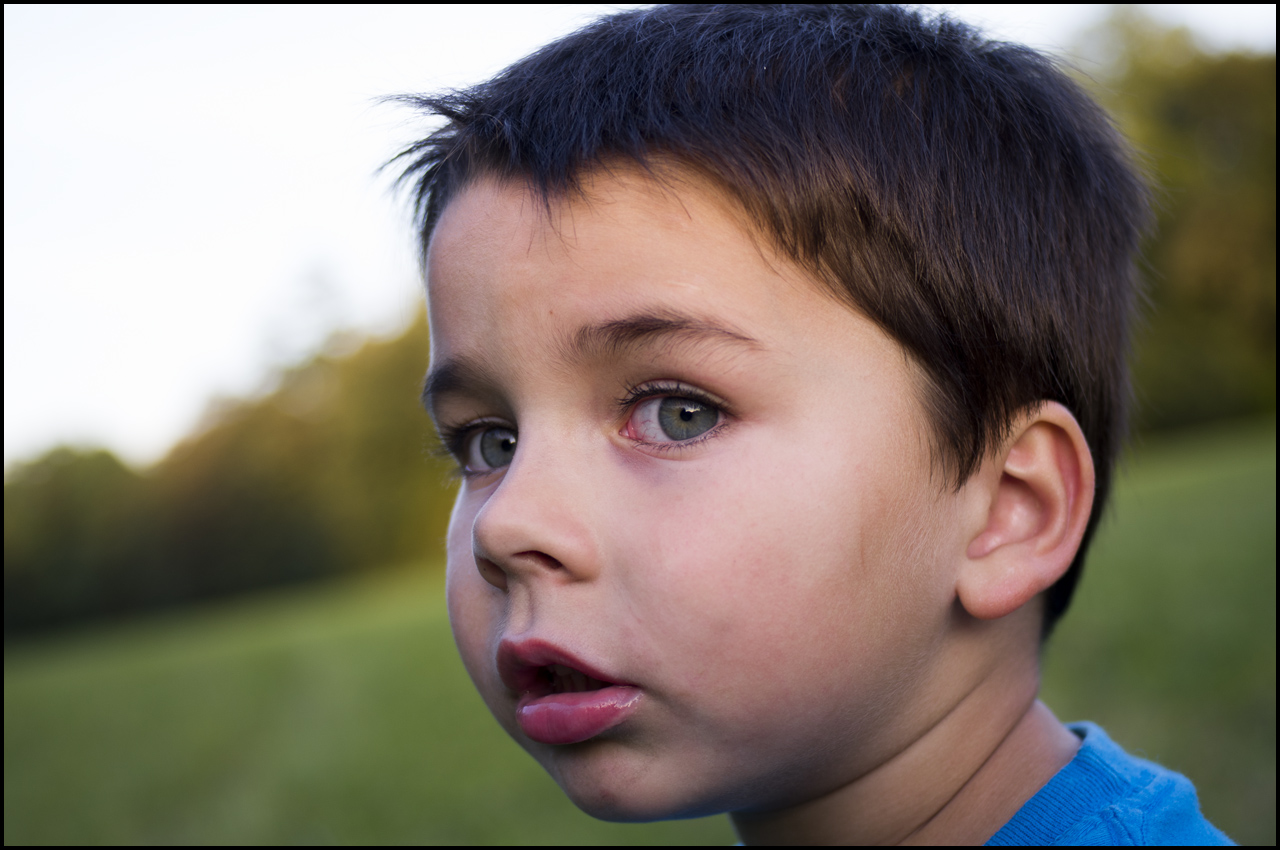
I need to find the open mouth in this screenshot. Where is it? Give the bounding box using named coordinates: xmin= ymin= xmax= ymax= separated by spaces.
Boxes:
xmin=538 ymin=663 xmax=611 ymax=696
xmin=497 ymin=638 xmax=627 ymax=697
xmin=497 ymin=639 xmax=643 ymax=744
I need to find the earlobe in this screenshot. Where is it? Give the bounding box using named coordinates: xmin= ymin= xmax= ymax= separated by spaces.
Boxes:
xmin=956 ymin=403 xmax=1095 ymax=621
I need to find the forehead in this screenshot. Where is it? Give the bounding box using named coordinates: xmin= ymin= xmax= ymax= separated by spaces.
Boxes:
xmin=427 ymin=170 xmax=842 ymax=345
xmin=430 ymin=171 xmax=790 ymax=313
xmin=421 ymin=168 xmax=919 ymax=422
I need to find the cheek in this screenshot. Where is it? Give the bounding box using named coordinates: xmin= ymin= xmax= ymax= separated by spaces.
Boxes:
xmin=444 ymin=492 xmax=500 ymax=699
xmin=611 ymin=430 xmax=949 ymax=723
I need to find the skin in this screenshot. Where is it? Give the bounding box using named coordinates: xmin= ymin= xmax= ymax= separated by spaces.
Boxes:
xmin=425 ymin=168 xmax=1092 ymax=844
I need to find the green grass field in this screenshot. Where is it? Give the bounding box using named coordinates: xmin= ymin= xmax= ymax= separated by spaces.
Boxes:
xmin=5 ymin=417 xmax=1274 ymax=845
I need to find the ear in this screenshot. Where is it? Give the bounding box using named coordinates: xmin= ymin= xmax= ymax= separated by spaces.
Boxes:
xmin=956 ymin=402 xmax=1095 ymax=621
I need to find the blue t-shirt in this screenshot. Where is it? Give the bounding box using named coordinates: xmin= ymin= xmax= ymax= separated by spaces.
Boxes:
xmin=986 ymin=722 xmax=1234 ymax=846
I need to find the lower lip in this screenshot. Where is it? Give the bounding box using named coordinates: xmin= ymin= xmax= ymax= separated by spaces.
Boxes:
xmin=516 ymin=686 xmax=643 ymax=745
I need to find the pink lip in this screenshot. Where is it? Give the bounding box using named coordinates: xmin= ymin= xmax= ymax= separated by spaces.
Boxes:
xmin=516 ymin=687 xmax=643 ymax=745
xmin=498 ymin=638 xmax=643 ymax=745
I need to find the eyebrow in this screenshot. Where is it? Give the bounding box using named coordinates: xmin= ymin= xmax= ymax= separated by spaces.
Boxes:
xmin=421 ymin=357 xmax=502 ymax=417
xmin=568 ymin=311 xmax=760 ymax=361
xmin=422 ymin=310 xmax=761 ymax=416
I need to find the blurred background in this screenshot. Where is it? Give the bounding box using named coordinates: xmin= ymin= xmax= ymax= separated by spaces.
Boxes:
xmin=4 ymin=4 xmax=1274 ymax=844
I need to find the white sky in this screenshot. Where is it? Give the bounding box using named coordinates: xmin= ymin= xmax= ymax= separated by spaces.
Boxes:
xmin=5 ymin=4 xmax=1275 ymax=469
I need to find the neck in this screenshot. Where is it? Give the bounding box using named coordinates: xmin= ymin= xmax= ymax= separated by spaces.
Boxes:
xmin=732 ymin=630 xmax=1080 ymax=845
xmin=896 ymin=698 xmax=1079 ymax=845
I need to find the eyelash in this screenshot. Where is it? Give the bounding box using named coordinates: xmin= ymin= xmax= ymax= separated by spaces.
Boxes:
xmin=437 ymin=381 xmax=730 ymax=476
xmin=435 ymin=418 xmax=498 ymax=475
xmin=613 ymin=381 xmax=730 ymax=451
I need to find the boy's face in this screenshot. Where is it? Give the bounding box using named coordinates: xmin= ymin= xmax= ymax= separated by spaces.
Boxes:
xmin=426 ymin=169 xmax=966 ymax=819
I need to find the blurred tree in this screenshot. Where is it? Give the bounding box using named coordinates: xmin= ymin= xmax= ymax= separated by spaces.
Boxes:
xmin=4 ymin=449 xmax=160 ymax=633
xmin=1075 ymin=6 xmax=1276 ymax=430
xmin=4 ymin=310 xmax=457 ymax=637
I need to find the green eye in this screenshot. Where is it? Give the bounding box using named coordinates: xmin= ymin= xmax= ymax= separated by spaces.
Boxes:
xmin=628 ymin=395 xmax=721 ymax=443
xmin=658 ymin=397 xmax=718 ymax=441
xmin=468 ymin=426 xmax=517 ymax=471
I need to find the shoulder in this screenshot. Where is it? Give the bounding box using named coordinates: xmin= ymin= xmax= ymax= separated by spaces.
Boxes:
xmin=986 ymin=722 xmax=1235 ymax=846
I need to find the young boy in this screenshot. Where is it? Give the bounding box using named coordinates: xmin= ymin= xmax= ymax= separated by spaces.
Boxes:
xmin=393 ymin=5 xmax=1233 ymax=844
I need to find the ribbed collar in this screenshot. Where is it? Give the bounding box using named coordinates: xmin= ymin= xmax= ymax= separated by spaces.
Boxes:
xmin=985 ymin=722 xmax=1138 ymax=846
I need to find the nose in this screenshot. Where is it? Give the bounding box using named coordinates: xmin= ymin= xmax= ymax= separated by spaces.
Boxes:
xmin=470 ymin=434 xmax=602 ymax=591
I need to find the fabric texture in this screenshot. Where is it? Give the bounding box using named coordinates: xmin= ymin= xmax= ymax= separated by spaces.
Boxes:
xmin=985 ymin=721 xmax=1234 ymax=846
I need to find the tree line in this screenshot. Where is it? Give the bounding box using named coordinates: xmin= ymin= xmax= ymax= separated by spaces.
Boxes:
xmin=5 ymin=316 xmax=457 ymax=636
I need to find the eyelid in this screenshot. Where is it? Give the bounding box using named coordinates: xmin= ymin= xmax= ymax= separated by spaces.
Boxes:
xmin=435 ymin=416 xmax=512 ymax=473
xmin=614 ymin=380 xmax=731 ymax=415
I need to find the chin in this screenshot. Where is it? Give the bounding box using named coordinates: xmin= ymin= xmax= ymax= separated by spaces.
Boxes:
xmin=537 ymin=740 xmax=728 ymax=823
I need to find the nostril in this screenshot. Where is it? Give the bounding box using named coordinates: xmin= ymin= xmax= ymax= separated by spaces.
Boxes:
xmin=476 ymin=557 xmax=508 ymax=591
xmin=515 ymin=551 xmax=565 ymax=571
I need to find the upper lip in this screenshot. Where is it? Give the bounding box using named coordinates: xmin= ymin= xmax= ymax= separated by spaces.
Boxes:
xmin=497 ymin=637 xmax=628 ymax=695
